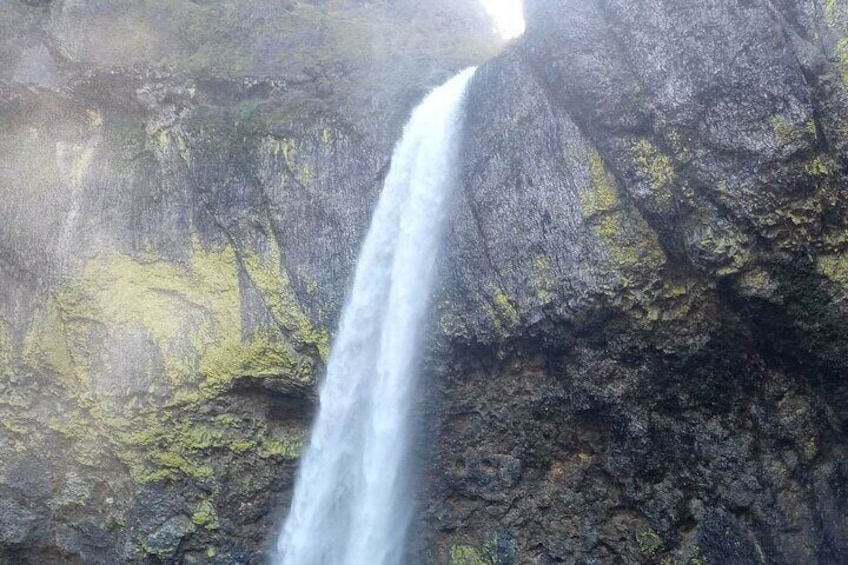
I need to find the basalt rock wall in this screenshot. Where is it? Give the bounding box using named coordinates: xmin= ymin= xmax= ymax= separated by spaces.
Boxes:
xmin=422 ymin=1 xmax=848 ymax=564
xmin=3 ymin=0 xmax=848 ymax=564
xmin=0 ymin=1 xmax=496 ymax=563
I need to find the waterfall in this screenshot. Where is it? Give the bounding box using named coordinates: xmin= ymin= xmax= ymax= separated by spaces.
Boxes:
xmin=274 ymin=67 xmax=477 ymax=565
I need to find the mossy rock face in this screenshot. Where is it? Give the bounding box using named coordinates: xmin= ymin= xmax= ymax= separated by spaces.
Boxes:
xmin=449 ymin=544 xmax=492 ymax=565
xmin=0 ymin=0 xmax=500 ymax=562
xmin=424 ymin=1 xmax=848 ymax=564
xmin=6 ymin=0 xmax=848 ymax=564
xmin=1 ymin=231 xmax=318 ymax=561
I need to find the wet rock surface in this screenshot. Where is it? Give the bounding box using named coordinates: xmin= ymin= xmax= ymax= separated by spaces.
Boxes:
xmin=0 ymin=1 xmax=495 ymax=562
xmin=422 ymin=1 xmax=848 ymax=563
xmin=2 ymin=0 xmax=848 ymax=563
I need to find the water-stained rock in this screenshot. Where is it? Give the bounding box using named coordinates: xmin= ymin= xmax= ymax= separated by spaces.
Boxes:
xmin=423 ymin=1 xmax=848 ymax=563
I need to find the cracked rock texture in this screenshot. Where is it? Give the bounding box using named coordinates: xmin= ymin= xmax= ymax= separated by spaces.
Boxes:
xmin=3 ymin=0 xmax=848 ymax=564
xmin=421 ymin=1 xmax=848 ymax=564
xmin=0 ymin=0 xmax=495 ymax=563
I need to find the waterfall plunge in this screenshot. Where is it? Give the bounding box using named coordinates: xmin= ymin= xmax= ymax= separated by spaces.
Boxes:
xmin=274 ymin=68 xmax=477 ymax=565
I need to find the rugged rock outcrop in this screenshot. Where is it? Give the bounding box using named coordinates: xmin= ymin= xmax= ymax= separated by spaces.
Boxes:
xmin=420 ymin=1 xmax=848 ymax=564
xmin=3 ymin=0 xmax=848 ymax=564
xmin=0 ymin=1 xmax=496 ymax=563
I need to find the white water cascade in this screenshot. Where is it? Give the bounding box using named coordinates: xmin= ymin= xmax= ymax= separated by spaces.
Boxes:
xmin=274 ymin=67 xmax=477 ymax=565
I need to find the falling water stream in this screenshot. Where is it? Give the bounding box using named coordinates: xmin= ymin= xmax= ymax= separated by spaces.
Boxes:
xmin=274 ymin=68 xmax=477 ymax=565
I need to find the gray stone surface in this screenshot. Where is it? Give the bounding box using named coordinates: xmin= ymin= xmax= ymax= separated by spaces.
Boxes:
xmin=0 ymin=1 xmax=497 ymax=562
xmin=2 ymin=0 xmax=848 ymax=563
xmin=419 ymin=1 xmax=848 ymax=563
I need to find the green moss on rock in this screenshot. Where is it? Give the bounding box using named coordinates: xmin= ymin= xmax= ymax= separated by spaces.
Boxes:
xmin=632 ymin=139 xmax=675 ymax=205
xmin=532 ymin=255 xmax=556 ymax=304
xmin=258 ymin=436 xmax=303 ymax=459
xmin=200 ymin=330 xmax=310 ymax=393
xmin=191 ymin=500 xmax=220 ymax=530
xmin=826 ymin=0 xmax=841 ymax=28
xmin=580 ymin=149 xmax=668 ymax=291
xmin=112 ymin=400 xmax=303 ymax=481
xmin=0 ymin=320 xmax=14 ymax=379
xmin=818 ymin=251 xmax=848 ymax=290
xmin=17 ymin=235 xmax=317 ymax=485
xmin=737 ymin=268 xmax=774 ymax=296
xmin=22 ymin=297 xmax=79 ymax=387
xmin=439 ymin=307 xmax=471 ymax=339
xmin=493 ymin=289 xmax=520 ymax=328
xmin=805 ymin=154 xmax=835 ymax=177
xmin=772 ymin=116 xmax=795 ymax=142
xmin=241 ymin=240 xmax=330 ymax=359
xmin=580 ymin=149 xmax=619 ymax=218
xmin=636 ymin=528 xmax=665 ymax=556
xmin=836 ymin=37 xmax=848 ymax=88
xmin=449 ymin=544 xmax=493 ymax=565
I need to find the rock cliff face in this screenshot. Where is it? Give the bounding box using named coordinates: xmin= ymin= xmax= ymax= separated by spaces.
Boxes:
xmin=422 ymin=1 xmax=848 ymax=563
xmin=0 ymin=1 xmax=496 ymax=563
xmin=2 ymin=0 xmax=848 ymax=564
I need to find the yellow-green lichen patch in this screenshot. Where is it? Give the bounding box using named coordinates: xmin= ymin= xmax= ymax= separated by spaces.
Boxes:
xmin=690 ymin=222 xmax=751 ymax=277
xmin=267 ymin=137 xmax=315 ymax=187
xmin=823 ymin=220 xmax=848 ymax=250
xmin=636 ymin=528 xmax=665 ymax=556
xmin=191 ymin=500 xmax=220 ymax=530
xmin=818 ymin=252 xmax=848 ymax=290
xmin=199 ymin=330 xmax=311 ymax=394
xmin=152 ymin=451 xmax=215 ymax=481
xmin=633 ymin=278 xmax=704 ymax=327
xmin=754 ymin=540 xmax=766 ymax=564
xmin=827 ymin=0 xmax=838 ymax=27
xmin=492 ymin=288 xmax=520 ymax=328
xmin=823 ymin=0 xmax=848 ymax=87
xmin=580 ymin=150 xmax=667 ymax=290
xmin=23 ymin=297 xmax=80 ymax=387
xmin=241 ymin=240 xmax=330 ymax=359
xmin=805 ymin=154 xmax=835 ymax=177
xmin=257 ymin=435 xmax=303 ymax=459
xmin=580 ymin=149 xmax=619 ymax=218
xmin=22 ymin=236 xmax=317 ymax=484
xmin=772 ymin=116 xmax=796 ymax=143
xmin=0 ymin=416 xmax=33 ymax=453
xmin=0 ymin=319 xmax=13 ymax=379
xmin=47 ymin=414 xmax=110 ymax=468
xmin=806 ymin=119 xmax=818 ymax=138
xmin=632 ymin=139 xmax=675 ymax=206
xmin=55 ymin=238 xmax=242 ymax=386
xmin=97 ymin=399 xmax=307 ymax=484
xmin=803 ymin=436 xmax=818 ymax=460
xmin=0 ymin=420 xmax=27 ymax=435
xmin=228 ymin=439 xmax=258 ymax=453
xmin=449 ymin=544 xmax=493 ymax=565
xmin=149 ymin=126 xmax=172 ymax=153
xmin=768 ymin=197 xmax=827 ymax=246
xmin=837 ymin=37 xmax=848 ymax=87
xmin=532 ymin=255 xmax=556 ymax=304
xmin=86 ymin=109 xmax=104 ymax=128
xmin=109 ymin=414 xmax=220 ymax=483
xmin=664 ymin=126 xmax=692 ymax=160
xmin=595 ymin=208 xmax=667 ymax=286
xmin=737 ymin=268 xmax=773 ymax=296
xmin=439 ymin=307 xmax=471 ymax=339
